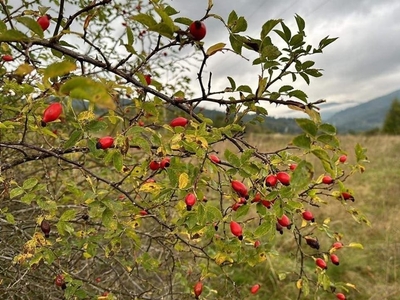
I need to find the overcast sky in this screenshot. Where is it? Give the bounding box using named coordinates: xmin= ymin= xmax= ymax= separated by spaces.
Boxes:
xmin=167 ymin=0 xmax=400 ymax=118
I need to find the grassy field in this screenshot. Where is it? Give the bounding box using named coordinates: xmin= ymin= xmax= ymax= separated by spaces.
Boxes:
xmin=236 ymin=133 xmax=400 ymax=299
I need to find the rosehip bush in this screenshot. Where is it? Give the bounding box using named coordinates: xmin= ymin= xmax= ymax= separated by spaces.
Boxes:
xmin=0 ymin=1 xmax=369 ymax=299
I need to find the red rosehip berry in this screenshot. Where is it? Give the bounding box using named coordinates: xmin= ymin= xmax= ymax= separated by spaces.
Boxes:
xmin=209 ymin=154 xmax=221 ymax=164
xmin=316 ymin=258 xmax=327 ymax=270
xmin=37 ymin=14 xmax=51 ymax=31
xmin=2 ymin=54 xmax=13 ymax=62
xmin=341 ymin=192 xmax=354 ymax=202
xmin=170 ymin=117 xmax=188 ymax=127
xmin=185 ymin=193 xmax=196 ymax=211
xmin=289 ymin=164 xmax=297 ymax=171
xmin=302 ymin=210 xmax=315 ymax=222
xmin=261 ymin=200 xmax=272 ymax=209
xmin=332 ymin=241 xmax=344 ymax=249
xmin=305 ymin=236 xmax=320 ymax=250
xmin=139 ymin=210 xmax=148 ymax=216
xmin=149 ymin=160 xmax=160 ymax=171
xmin=276 ymin=171 xmax=291 ymax=186
xmin=339 ymin=155 xmax=347 ymax=163
xmin=230 ymin=221 xmax=243 ymax=240
xmin=194 ymin=281 xmax=203 ymax=298
xmin=254 ymin=240 xmax=261 ymax=248
xmin=265 ymin=174 xmax=277 ymax=187
xmin=55 ymin=274 xmax=66 ymax=289
xmin=252 ymin=192 xmax=261 ymax=203
xmin=231 ymin=180 xmax=249 ymax=198
xmin=189 ymin=20 xmax=206 ymax=41
xmin=277 ymin=214 xmax=291 ymax=228
xmin=322 ymin=175 xmax=333 ymax=184
xmin=336 ymin=292 xmax=346 ymax=300
xmin=250 ymin=284 xmax=260 ymax=294
xmin=144 ymin=74 xmax=151 ymax=85
xmin=96 ymin=136 xmax=114 ymax=149
xmin=41 ymin=102 xmax=62 ymax=126
xmin=330 ymin=253 xmax=340 ymax=265
xmin=160 ymin=157 xmax=170 ymax=169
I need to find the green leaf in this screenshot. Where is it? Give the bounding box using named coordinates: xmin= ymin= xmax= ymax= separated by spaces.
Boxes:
xmin=355 ymin=143 xmax=368 ymax=162
xmin=227 ymin=76 xmax=236 ymax=91
xmin=113 ymin=151 xmax=123 ymax=172
xmin=302 ymin=60 xmax=315 ymax=69
xmin=131 ymin=13 xmax=157 ymax=28
xmin=205 ymin=205 xmax=222 ymax=222
xmin=227 ymin=10 xmax=238 ymax=26
xmin=262 ymin=45 xmax=281 ymax=60
xmin=60 ymin=77 xmax=115 ymax=110
xmin=43 ymin=60 xmax=77 ymax=87
xmin=149 ymin=23 xmax=174 ymax=38
xmin=86 ymin=120 xmax=108 ymax=132
xmin=292 ymin=134 xmax=311 ymax=149
xmin=319 ymin=123 xmax=336 ymax=135
xmin=295 ymin=14 xmax=305 ymax=32
xmin=5 ymin=212 xmax=15 ymax=224
xmin=126 ymin=26 xmax=134 ymax=46
xmin=23 ymin=178 xmax=38 ymax=190
xmin=229 ymin=34 xmax=243 ymax=54
xmin=0 ymin=29 xmax=29 ymax=42
xmin=235 ymin=204 xmax=250 ymax=219
xmin=290 ymin=33 xmax=303 ymax=47
xmin=102 ymin=208 xmax=118 ymax=231
xmin=279 ymin=85 xmax=294 ymax=93
xmin=174 ymin=17 xmax=192 ymax=26
xmin=16 ymin=16 xmax=44 ymax=38
xmin=288 ymin=90 xmax=308 ymax=102
xmin=254 ymin=219 xmax=273 ymax=237
xmin=60 ymin=209 xmax=76 ymax=221
xmin=231 ymin=16 xmax=247 ymax=33
xmin=348 ymin=242 xmax=364 ymax=249
xmin=296 ymin=118 xmax=318 ymax=136
xmin=317 ymin=134 xmax=339 ymax=148
xmin=261 ymin=19 xmax=282 ymax=38
xmin=154 ymin=7 xmax=175 ymax=33
xmin=64 ymin=130 xmax=83 ymax=149
xmin=224 ymin=149 xmax=241 ymax=167
xmin=10 ymin=187 xmax=24 ymax=199
xmin=236 ymin=85 xmax=252 ymax=94
xmin=164 ymin=5 xmax=179 ymax=16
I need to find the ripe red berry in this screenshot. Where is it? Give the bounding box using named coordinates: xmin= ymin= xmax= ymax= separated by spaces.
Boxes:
xmin=254 ymin=240 xmax=261 ymax=248
xmin=149 ymin=160 xmax=160 ymax=171
xmin=276 ymin=172 xmax=291 ymax=186
xmin=341 ymin=192 xmax=354 ymax=202
xmin=277 ymin=214 xmax=291 ymax=228
xmin=193 ymin=281 xmax=203 ymax=298
xmin=37 ymin=15 xmax=51 ymax=31
xmin=96 ymin=136 xmax=114 ymax=149
xmin=230 ymin=221 xmax=243 ymax=240
xmin=160 ymin=157 xmax=170 ymax=169
xmin=250 ymin=284 xmax=260 ymax=294
xmin=170 ymin=116 xmax=188 ymax=127
xmin=339 ymin=155 xmax=347 ymax=163
xmin=316 ymin=258 xmax=327 ymax=270
xmin=2 ymin=54 xmax=13 ymax=62
xmin=252 ymin=192 xmax=261 ymax=203
xmin=261 ymin=200 xmax=272 ymax=209
xmin=289 ymin=164 xmax=297 ymax=171
xmin=302 ymin=210 xmax=315 ymax=222
xmin=265 ymin=174 xmax=277 ymax=187
xmin=138 ymin=120 xmax=144 ymax=126
xmin=231 ymin=180 xmax=249 ymax=198
xmin=336 ymin=292 xmax=346 ymax=300
xmin=41 ymin=102 xmax=62 ymax=126
xmin=231 ymin=202 xmax=242 ymax=211
xmin=189 ymin=20 xmax=206 ymax=40
xmin=40 ymin=219 xmax=51 ymax=238
xmin=332 ymin=241 xmax=344 ymax=249
xmin=55 ymin=274 xmax=66 ymax=289
xmin=139 ymin=210 xmax=148 ymax=216
xmin=144 ymin=74 xmax=151 ymax=85
xmin=322 ymin=175 xmax=333 ymax=184
xmin=185 ymin=193 xmax=196 ymax=211
xmin=209 ymin=154 xmax=221 ymax=164
xmin=330 ymin=253 xmax=340 ymax=265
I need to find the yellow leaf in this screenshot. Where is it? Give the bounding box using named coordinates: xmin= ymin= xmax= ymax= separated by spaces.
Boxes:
xmin=206 ymin=42 xmax=226 ymax=56
xmin=296 ymin=278 xmax=302 ymax=289
xmin=139 ymin=182 xmax=162 ymax=194
xmin=348 ymin=242 xmax=364 ymax=249
xmin=301 ymin=219 xmax=307 ymax=228
xmin=14 ymin=63 xmax=34 ymax=76
xmin=323 ymin=218 xmax=331 ymax=224
xmin=78 ymin=110 xmax=96 ymax=121
xmin=178 ymin=173 xmax=189 ymax=189
xmin=345 ymin=283 xmax=358 ymax=290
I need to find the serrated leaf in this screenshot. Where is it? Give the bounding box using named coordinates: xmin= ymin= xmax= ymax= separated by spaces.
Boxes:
xmin=254 ymin=220 xmax=273 ymax=237
xmin=60 ymin=209 xmax=76 ymax=221
xmin=319 ymin=123 xmax=336 ymax=135
xmin=14 ymin=63 xmax=34 ymax=76
xmin=206 ymin=42 xmax=226 ymax=56
xmin=43 ymin=60 xmax=77 ymax=87
xmin=261 ymin=19 xmax=282 ymax=38
xmin=178 ymin=173 xmax=189 ymax=189
xmin=174 ymin=17 xmax=192 ymax=26
xmin=296 ymin=118 xmax=318 ymax=136
xmin=16 ymin=16 xmax=44 ymax=38
xmin=131 ymin=13 xmax=157 ymax=27
xmin=139 ymin=182 xmax=162 ymax=194
xmin=205 ymin=205 xmax=222 ymax=222
xmin=0 ymin=29 xmax=29 ymax=42
xmin=224 ymin=149 xmax=241 ymax=167
xmin=23 ymin=178 xmax=38 ymax=190
xmin=235 ymin=204 xmax=250 ymax=219
xmin=113 ymin=151 xmax=123 ymax=172
xmin=292 ymin=134 xmax=311 ymax=149
xmin=102 ymin=208 xmax=117 ymax=231
xmin=63 ymin=130 xmax=83 ymax=149
xmin=60 ymin=77 xmax=115 ymax=110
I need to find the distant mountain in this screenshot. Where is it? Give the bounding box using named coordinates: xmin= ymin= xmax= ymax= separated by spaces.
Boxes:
xmin=326 ymin=89 xmax=400 ymax=133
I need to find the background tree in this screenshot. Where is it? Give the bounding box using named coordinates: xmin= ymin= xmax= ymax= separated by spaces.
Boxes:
xmin=382 ymin=98 xmax=400 ymax=134
xmin=0 ymin=1 xmax=368 ymax=299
